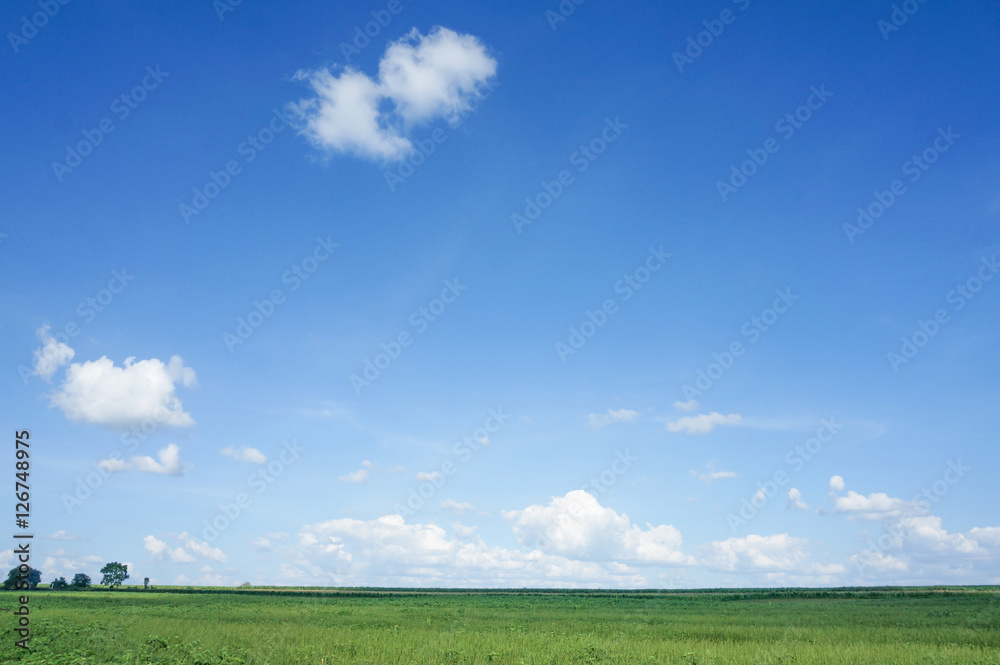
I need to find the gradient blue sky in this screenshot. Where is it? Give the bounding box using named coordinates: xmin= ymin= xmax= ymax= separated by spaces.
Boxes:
xmin=2 ymin=0 xmax=999 ymax=588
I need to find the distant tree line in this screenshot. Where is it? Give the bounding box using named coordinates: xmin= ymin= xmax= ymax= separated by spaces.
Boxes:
xmin=2 ymin=562 xmax=138 ymax=591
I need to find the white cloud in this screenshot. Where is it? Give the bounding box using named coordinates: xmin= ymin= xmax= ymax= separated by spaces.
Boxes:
xmin=361 ymin=460 xmax=373 ymax=468
xmin=146 ymin=533 xmax=221 ymax=564
xmin=701 ymin=534 xmax=811 ymax=572
xmin=251 ymin=537 xmax=272 ymax=551
xmin=143 ymin=535 xmax=168 ymax=558
xmin=36 ymin=551 xmax=104 ymax=580
xmin=339 ymin=468 xmax=369 ymax=483
xmin=48 ymin=530 xmax=78 ymax=541
xmin=378 ymin=27 xmax=497 ymax=125
xmin=586 ymin=409 xmax=639 ymax=428
xmin=451 ymin=523 xmax=478 ymax=538
xmin=292 ymin=510 xmax=646 ymax=588
xmin=440 ymin=499 xmax=474 ymax=512
xmin=179 ymin=532 xmax=227 ymax=564
xmin=32 ymin=325 xmax=74 ymax=380
xmin=827 ymin=477 xmax=1000 ymax=579
xmin=833 ymin=490 xmax=917 ymax=521
xmin=389 ymin=465 xmax=405 ymax=473
xmin=673 ymin=399 xmax=700 ymax=412
xmin=829 ymin=475 xmax=845 ymax=492
xmin=49 ymin=354 xmax=197 ymax=428
xmin=169 ymin=547 xmax=196 ymax=563
xmin=220 ymin=446 xmax=266 ymax=464
xmin=849 ymin=550 xmax=908 ymax=573
xmin=691 ymin=460 xmax=737 ymax=483
xmin=99 ymin=443 xmax=185 ymax=476
xmin=291 ymin=26 xmax=496 ymax=162
xmin=502 ymin=491 xmax=693 ymax=566
xmin=665 ymin=412 xmax=742 ymax=435
xmin=788 ymin=488 xmax=809 ymax=511
xmin=416 ymin=471 xmax=443 ymax=482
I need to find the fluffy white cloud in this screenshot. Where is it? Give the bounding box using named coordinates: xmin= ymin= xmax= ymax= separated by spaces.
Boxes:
xmin=586 ymin=409 xmax=639 ymax=428
xmin=291 ymin=26 xmax=496 ymax=162
xmin=143 ymin=535 xmax=167 ymax=558
xmin=440 ymin=499 xmax=474 ymax=512
xmin=99 ymin=443 xmax=185 ymax=476
xmin=828 ymin=477 xmax=1000 ymax=580
xmin=787 ymin=488 xmax=809 ymax=511
xmin=665 ymin=412 xmax=741 ymax=434
xmin=169 ymin=547 xmax=196 ymax=563
xmin=179 ymin=532 xmax=227 ymax=564
xmin=378 ymin=27 xmax=497 ymax=124
xmin=832 ymin=490 xmax=917 ymax=521
xmin=502 ymin=491 xmax=692 ymax=566
xmin=37 ymin=550 xmax=104 ymax=580
xmin=849 ymin=550 xmax=908 ymax=573
xmin=221 ymin=446 xmax=266 ymax=464
xmin=416 ymin=471 xmax=443 ymax=482
xmin=49 ymin=354 xmax=197 ymax=428
xmin=339 ymin=468 xmax=369 ymax=483
xmin=701 ymin=533 xmax=810 ymax=572
xmin=32 ymin=325 xmax=74 ymax=380
xmin=291 ymin=512 xmax=646 ymax=588
xmin=672 ymin=399 xmax=700 ymax=412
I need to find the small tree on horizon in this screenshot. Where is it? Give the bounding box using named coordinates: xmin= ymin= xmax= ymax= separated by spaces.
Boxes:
xmin=100 ymin=562 xmax=129 ymax=589
xmin=72 ymin=573 xmax=91 ymax=589
xmin=51 ymin=576 xmax=69 ymax=590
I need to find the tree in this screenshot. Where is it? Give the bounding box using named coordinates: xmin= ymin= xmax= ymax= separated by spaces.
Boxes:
xmin=72 ymin=573 xmax=91 ymax=589
xmin=100 ymin=562 xmax=129 ymax=589
xmin=3 ymin=567 xmax=41 ymax=590
xmin=144 ymin=577 xmax=150 ymax=590
xmin=51 ymin=576 xmax=69 ymax=590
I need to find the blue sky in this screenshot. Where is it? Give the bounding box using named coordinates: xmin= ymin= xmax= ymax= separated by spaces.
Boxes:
xmin=2 ymin=0 xmax=999 ymax=588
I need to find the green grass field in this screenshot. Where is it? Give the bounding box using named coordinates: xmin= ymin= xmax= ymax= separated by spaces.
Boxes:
xmin=1 ymin=587 xmax=998 ymax=664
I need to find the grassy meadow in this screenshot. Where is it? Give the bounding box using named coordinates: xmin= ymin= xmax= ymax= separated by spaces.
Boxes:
xmin=1 ymin=586 xmax=998 ymax=664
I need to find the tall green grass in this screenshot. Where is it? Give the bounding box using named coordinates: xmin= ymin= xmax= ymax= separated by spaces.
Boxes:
xmin=1 ymin=587 xmax=998 ymax=664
